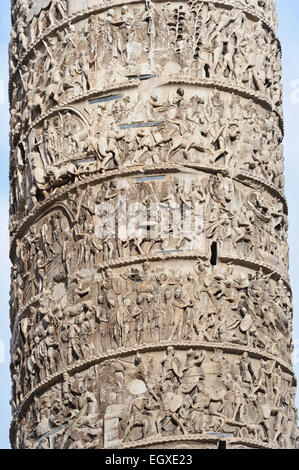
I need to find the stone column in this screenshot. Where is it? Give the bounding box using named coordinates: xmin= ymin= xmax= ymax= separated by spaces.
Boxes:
xmin=9 ymin=0 xmax=298 ymax=449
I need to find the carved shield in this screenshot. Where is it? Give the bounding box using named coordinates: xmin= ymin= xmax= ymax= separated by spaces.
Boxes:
xmin=240 ymin=314 xmax=253 ymax=333
xmin=128 ymin=379 xmax=147 ymax=396
xmin=262 ymin=404 xmax=271 ymax=420
xmin=170 ymin=394 xmax=183 ymax=413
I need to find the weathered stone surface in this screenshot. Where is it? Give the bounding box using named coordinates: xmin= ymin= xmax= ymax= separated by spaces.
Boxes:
xmin=9 ymin=0 xmax=298 ymax=449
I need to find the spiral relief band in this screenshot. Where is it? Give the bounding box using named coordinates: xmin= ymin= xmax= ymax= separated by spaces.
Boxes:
xmin=9 ymin=0 xmax=298 ymax=450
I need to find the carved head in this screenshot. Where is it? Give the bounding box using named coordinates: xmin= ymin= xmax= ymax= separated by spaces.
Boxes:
xmin=174 ymin=288 xmax=182 ymax=299
xmin=142 ymin=262 xmax=150 ymax=273
xmin=107 ymin=8 xmax=115 ymax=18
xmin=105 ymin=268 xmax=113 ymax=278
xmin=136 ymin=294 xmax=144 ymax=305
xmin=187 ymin=349 xmax=194 ymax=358
xmin=48 ymin=326 xmax=55 ymax=335
xmin=123 ymin=298 xmax=131 ymax=308
xmin=164 ymin=290 xmax=171 ymax=301
xmin=107 ymin=296 xmax=116 ymax=308
xmin=146 ymin=293 xmax=154 ymax=303
xmin=167 ymin=346 xmax=175 ymax=357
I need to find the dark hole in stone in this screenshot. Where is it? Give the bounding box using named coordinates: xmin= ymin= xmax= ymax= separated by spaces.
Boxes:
xmin=218 ymin=440 xmax=226 ymax=450
xmin=210 ymin=241 xmax=218 ymax=266
xmin=89 ymin=94 xmax=123 ymax=104
xmin=204 ymin=64 xmax=210 ymax=78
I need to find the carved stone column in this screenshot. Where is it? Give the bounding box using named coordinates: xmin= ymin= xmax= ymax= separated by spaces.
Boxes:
xmin=9 ymin=0 xmax=298 ymax=449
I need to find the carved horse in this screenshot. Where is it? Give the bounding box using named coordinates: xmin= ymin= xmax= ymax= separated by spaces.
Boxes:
xmin=166 ymin=134 xmax=213 ymax=162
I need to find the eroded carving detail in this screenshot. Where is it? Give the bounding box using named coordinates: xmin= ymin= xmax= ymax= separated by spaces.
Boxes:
xmin=9 ymin=0 xmax=298 ymax=450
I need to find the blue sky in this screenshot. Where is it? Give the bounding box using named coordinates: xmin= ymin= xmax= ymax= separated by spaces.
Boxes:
xmin=0 ymin=0 xmax=299 ymax=449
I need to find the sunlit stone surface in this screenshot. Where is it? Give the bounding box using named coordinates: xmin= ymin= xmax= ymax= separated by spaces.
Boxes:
xmin=9 ymin=0 xmax=298 ymax=449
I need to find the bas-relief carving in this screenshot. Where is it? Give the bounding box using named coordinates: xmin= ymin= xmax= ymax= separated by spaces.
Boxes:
xmin=11 ymin=174 xmax=289 ymax=306
xmin=11 ymin=257 xmax=294 ymax=405
xmin=9 ymin=2 xmax=282 ymax=131
xmin=10 ymin=0 xmax=279 ymax=33
xmin=11 ymin=0 xmax=67 ymax=31
xmin=9 ymin=0 xmax=298 ymax=451
xmin=13 ymin=349 xmax=298 ymax=449
xmin=9 ymin=87 xmax=284 ymax=224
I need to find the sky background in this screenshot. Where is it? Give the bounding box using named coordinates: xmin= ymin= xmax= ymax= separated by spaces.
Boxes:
xmin=0 ymin=0 xmax=299 ymax=449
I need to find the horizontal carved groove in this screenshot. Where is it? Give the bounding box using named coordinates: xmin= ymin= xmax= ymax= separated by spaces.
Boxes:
xmin=9 ymin=0 xmax=280 ymax=94
xmin=9 ymin=163 xmax=288 ymax=256
xmin=12 ymin=340 xmax=295 ymax=421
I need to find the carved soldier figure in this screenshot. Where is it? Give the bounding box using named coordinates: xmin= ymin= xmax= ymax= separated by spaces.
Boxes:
xmin=170 ymin=288 xmax=194 ymax=340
